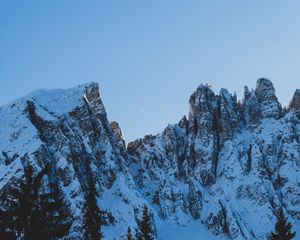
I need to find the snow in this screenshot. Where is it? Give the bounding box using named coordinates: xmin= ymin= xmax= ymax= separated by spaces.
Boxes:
xmin=157 ymin=221 xmax=228 ymax=240
xmin=1 ymin=80 xmax=300 ymax=240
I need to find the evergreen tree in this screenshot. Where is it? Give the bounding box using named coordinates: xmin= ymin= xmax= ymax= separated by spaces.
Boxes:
xmin=0 ymin=210 xmax=18 ymax=240
xmin=135 ymin=228 xmax=142 ymax=240
xmin=82 ymin=154 xmax=104 ymax=240
xmin=0 ymin=163 xmax=71 ymax=240
xmin=269 ymin=207 xmax=296 ymax=240
xmin=126 ymin=227 xmax=134 ymax=240
xmin=83 ymin=189 xmax=103 ymax=240
xmin=138 ymin=205 xmax=155 ymax=240
xmin=0 ymin=164 xmax=49 ymax=239
xmin=33 ymin=183 xmax=71 ymax=240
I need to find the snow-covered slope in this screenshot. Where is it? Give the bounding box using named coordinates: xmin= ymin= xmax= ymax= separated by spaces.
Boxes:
xmin=0 ymin=82 xmax=144 ymax=239
xmin=127 ymin=79 xmax=300 ymax=240
xmin=0 ymin=79 xmax=300 ymax=239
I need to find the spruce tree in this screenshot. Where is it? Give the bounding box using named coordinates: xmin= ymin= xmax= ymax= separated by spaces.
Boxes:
xmin=82 ymin=154 xmax=104 ymax=240
xmin=0 ymin=164 xmax=49 ymax=239
xmin=126 ymin=227 xmax=134 ymax=240
xmin=0 ymin=210 xmax=18 ymax=240
xmin=269 ymin=207 xmax=296 ymax=240
xmin=83 ymin=189 xmax=103 ymax=240
xmin=34 ymin=183 xmax=71 ymax=240
xmin=138 ymin=205 xmax=155 ymax=240
xmin=135 ymin=228 xmax=142 ymax=240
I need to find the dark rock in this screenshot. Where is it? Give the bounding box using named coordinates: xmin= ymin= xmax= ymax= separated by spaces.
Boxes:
xmin=289 ymin=89 xmax=300 ymax=112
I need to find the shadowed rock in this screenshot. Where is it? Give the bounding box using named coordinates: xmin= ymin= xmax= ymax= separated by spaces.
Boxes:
xmin=289 ymin=89 xmax=300 ymax=112
xmin=255 ymin=78 xmax=282 ymax=119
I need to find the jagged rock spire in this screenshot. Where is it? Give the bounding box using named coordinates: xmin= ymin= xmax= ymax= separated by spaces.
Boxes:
xmin=255 ymin=78 xmax=282 ymax=119
xmin=289 ymin=89 xmax=300 ymax=112
xmin=255 ymin=78 xmax=278 ymax=102
xmin=243 ymin=86 xmax=261 ymax=125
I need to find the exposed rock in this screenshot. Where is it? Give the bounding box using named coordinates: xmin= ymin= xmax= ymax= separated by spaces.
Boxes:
xmin=219 ymin=88 xmax=242 ymax=143
xmin=111 ymin=121 xmax=127 ymax=156
xmin=127 ymin=79 xmax=300 ymax=239
xmin=1 ymin=79 xmax=300 ymax=240
xmin=255 ymin=78 xmax=282 ymax=119
xmin=0 ymin=83 xmax=143 ymax=239
xmin=289 ymin=89 xmax=300 ymax=112
xmin=243 ymin=86 xmax=261 ymax=125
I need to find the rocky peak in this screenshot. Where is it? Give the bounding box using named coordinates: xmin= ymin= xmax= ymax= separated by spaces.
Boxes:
xmin=218 ymin=88 xmax=242 ymax=142
xmin=111 ymin=121 xmax=126 ymax=152
xmin=243 ymin=86 xmax=261 ymax=125
xmin=255 ymin=78 xmax=282 ymax=119
xmin=111 ymin=121 xmax=124 ymax=142
xmin=2 ymin=80 xmax=300 ymax=240
xmin=188 ymin=84 xmax=218 ymax=136
xmin=83 ymin=82 xmax=101 ymax=102
xmin=81 ymin=82 xmax=108 ymax=119
xmin=289 ymin=89 xmax=300 ymax=112
xmin=255 ymin=78 xmax=277 ymax=102
xmin=243 ymin=86 xmax=251 ymax=102
xmin=188 ymin=85 xmax=242 ymax=142
xmin=178 ymin=115 xmax=189 ymax=130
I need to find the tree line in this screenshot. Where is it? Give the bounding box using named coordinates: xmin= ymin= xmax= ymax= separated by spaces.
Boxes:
xmin=0 ymin=163 xmax=107 ymax=240
xmin=126 ymin=205 xmax=155 ymax=240
xmin=0 ymin=164 xmax=70 ymax=240
xmin=0 ymin=163 xmax=295 ymax=240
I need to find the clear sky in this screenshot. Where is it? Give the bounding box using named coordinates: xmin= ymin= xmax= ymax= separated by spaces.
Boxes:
xmin=1 ymin=1 xmax=300 ymax=142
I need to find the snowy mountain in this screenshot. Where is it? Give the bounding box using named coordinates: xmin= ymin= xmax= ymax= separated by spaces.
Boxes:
xmin=0 ymin=79 xmax=300 ymax=239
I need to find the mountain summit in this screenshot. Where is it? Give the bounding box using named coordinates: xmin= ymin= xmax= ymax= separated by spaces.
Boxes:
xmin=0 ymin=79 xmax=299 ymax=239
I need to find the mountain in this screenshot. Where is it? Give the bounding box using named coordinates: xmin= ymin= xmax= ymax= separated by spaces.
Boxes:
xmin=0 ymin=79 xmax=300 ymax=239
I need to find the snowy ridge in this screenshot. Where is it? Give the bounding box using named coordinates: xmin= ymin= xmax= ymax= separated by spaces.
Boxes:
xmin=0 ymin=79 xmax=300 ymax=239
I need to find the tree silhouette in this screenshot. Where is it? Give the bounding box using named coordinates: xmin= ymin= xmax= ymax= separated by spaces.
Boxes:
xmin=135 ymin=229 xmax=142 ymax=240
xmin=34 ymin=183 xmax=71 ymax=240
xmin=137 ymin=205 xmax=155 ymax=240
xmin=83 ymin=188 xmax=104 ymax=240
xmin=269 ymin=207 xmax=296 ymax=240
xmin=126 ymin=227 xmax=134 ymax=240
xmin=83 ymin=155 xmax=104 ymax=240
xmin=0 ymin=164 xmax=49 ymax=239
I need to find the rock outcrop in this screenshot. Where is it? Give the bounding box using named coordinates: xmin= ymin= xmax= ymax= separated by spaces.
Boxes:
xmin=0 ymin=83 xmax=145 ymax=239
xmin=0 ymin=79 xmax=299 ymax=240
xmin=289 ymin=89 xmax=300 ymax=111
xmin=127 ymin=78 xmax=300 ymax=239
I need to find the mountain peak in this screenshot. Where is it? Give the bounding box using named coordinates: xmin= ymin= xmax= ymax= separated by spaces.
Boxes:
xmin=1 ymin=80 xmax=300 ymax=240
xmin=289 ymin=89 xmax=300 ymax=112
xmin=254 ymin=78 xmax=282 ymax=119
xmin=1 ymin=82 xmax=101 ymax=117
xmin=255 ymin=78 xmax=278 ymax=102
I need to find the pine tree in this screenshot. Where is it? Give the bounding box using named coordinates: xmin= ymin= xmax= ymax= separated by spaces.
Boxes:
xmin=0 ymin=164 xmax=49 ymax=239
xmin=269 ymin=208 xmax=296 ymax=240
xmin=83 ymin=189 xmax=103 ymax=240
xmin=0 ymin=210 xmax=18 ymax=240
xmin=138 ymin=205 xmax=155 ymax=240
xmin=126 ymin=227 xmax=134 ymax=240
xmin=135 ymin=228 xmax=142 ymax=240
xmin=82 ymin=154 xmax=104 ymax=240
xmin=34 ymin=183 xmax=71 ymax=240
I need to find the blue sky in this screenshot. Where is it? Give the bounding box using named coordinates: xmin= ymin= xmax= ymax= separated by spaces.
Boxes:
xmin=1 ymin=1 xmax=300 ymax=142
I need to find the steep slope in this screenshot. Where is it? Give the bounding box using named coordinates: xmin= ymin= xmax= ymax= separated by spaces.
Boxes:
xmin=0 ymin=79 xmax=299 ymax=240
xmin=0 ymin=83 xmax=148 ymax=239
xmin=127 ymin=79 xmax=300 ymax=240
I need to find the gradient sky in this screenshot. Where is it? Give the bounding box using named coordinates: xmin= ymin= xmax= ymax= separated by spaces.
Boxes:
xmin=1 ymin=1 xmax=300 ymax=142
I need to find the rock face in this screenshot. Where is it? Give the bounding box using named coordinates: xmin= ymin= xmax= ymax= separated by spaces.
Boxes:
xmin=0 ymin=79 xmax=300 ymax=240
xmin=255 ymin=78 xmax=282 ymax=119
xmin=289 ymin=89 xmax=300 ymax=111
xmin=0 ymin=83 xmax=146 ymax=239
xmin=127 ymin=78 xmax=300 ymax=239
